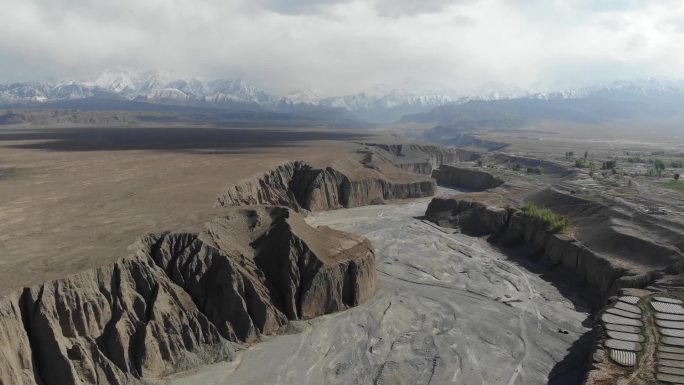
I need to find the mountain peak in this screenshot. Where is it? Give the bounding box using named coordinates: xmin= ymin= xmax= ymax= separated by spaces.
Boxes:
xmin=279 ymin=89 xmax=321 ymax=106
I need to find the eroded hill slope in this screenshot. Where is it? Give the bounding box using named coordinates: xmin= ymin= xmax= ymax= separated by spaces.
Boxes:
xmin=0 ymin=207 xmax=376 ymax=385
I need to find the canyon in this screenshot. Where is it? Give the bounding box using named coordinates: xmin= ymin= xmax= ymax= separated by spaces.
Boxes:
xmin=2 ymin=122 xmax=684 ymax=385
xmin=167 ymin=191 xmax=592 ymax=385
xmin=0 ymin=131 xmax=477 ymax=385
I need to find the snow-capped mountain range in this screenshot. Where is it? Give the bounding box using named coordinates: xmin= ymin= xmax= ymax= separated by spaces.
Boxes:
xmin=2 ymin=69 xmax=684 ymax=123
xmin=0 ymin=69 xmax=462 ymax=122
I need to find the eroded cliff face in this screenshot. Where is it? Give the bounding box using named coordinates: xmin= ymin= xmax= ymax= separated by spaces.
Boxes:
xmin=431 ymin=164 xmax=504 ymax=191
xmin=23 ymin=255 xmax=233 ymax=385
xmin=502 ymin=213 xmax=631 ymax=302
xmin=424 ymin=192 xmax=681 ymax=304
xmin=0 ymin=292 xmax=37 ymax=385
xmin=361 ymin=143 xmax=478 ymax=175
xmin=216 ymin=161 xmax=436 ymax=211
xmin=490 ymin=154 xmax=577 ymax=178
xmin=0 ymin=207 xmax=377 ymax=385
xmin=425 ymin=198 xmax=510 ymax=236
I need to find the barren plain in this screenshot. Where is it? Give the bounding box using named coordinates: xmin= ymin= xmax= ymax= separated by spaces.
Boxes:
xmin=0 ymin=124 xmax=371 ymax=293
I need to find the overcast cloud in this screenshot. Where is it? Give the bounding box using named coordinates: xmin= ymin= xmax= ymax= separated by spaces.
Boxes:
xmin=1 ymin=0 xmax=683 ymax=95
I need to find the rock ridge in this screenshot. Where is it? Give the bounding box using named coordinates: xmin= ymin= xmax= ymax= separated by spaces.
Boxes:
xmin=425 ymin=191 xmax=682 ymax=305
xmin=431 ymin=164 xmax=505 ymax=191
xmin=216 ymin=160 xmax=436 ymax=211
xmin=0 ymin=206 xmax=377 ymax=385
xmin=360 ymin=143 xmax=479 ymax=175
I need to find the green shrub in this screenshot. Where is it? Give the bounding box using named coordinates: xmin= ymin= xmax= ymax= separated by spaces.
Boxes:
xmin=590 ymin=161 xmax=599 ymax=172
xmin=662 ymin=180 xmax=684 ymax=192
xmin=575 ymin=158 xmax=588 ymax=168
xmin=520 ymin=203 xmax=570 ymax=233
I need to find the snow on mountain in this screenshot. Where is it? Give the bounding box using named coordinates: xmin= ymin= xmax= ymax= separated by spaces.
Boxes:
xmin=278 ymin=89 xmax=321 ymax=106
xmin=0 ymin=81 xmax=97 ymax=103
xmin=165 ymin=79 xmax=205 ymax=97
xmin=203 ymin=79 xmax=275 ymax=105
xmin=3 ymin=70 xmax=683 ymax=122
xmin=0 ymin=82 xmax=52 ymax=102
xmin=320 ymin=86 xmax=456 ymax=111
xmin=94 ymin=68 xmax=142 ymax=93
xmin=573 ymin=78 xmax=684 ymax=98
xmin=0 ymin=69 xmax=459 ymax=117
xmin=376 ymin=90 xmax=454 ymax=109
xmin=0 ymin=69 xmax=278 ymax=107
xmin=146 ymin=88 xmax=191 ymax=102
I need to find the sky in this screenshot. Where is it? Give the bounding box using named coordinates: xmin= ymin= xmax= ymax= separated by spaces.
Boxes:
xmin=1 ymin=0 xmax=683 ymax=95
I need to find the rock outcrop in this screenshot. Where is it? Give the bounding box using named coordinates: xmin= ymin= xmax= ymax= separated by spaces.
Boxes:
xmin=21 ymin=255 xmax=233 ymax=385
xmin=361 ymin=143 xmax=478 ymax=175
xmin=490 ymin=154 xmax=577 ymax=178
xmin=431 ymin=164 xmax=504 ymax=191
xmin=425 ymin=197 xmax=510 ymax=236
xmin=0 ymin=207 xmax=377 ymax=385
xmin=216 ymin=161 xmax=436 ymax=211
xmin=0 ymin=292 xmax=38 ymax=385
xmin=424 ymin=189 xmax=683 ymax=304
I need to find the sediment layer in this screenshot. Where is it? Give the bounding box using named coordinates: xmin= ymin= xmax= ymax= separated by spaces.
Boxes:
xmin=425 ymin=189 xmax=683 ymax=304
xmin=361 ymin=143 xmax=478 ymax=175
xmin=216 ymin=160 xmax=436 ymax=211
xmin=0 ymin=207 xmax=377 ymax=385
xmin=430 ymin=164 xmax=505 ymax=191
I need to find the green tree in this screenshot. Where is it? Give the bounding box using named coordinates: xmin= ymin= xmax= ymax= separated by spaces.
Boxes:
xmin=602 ymin=160 xmax=617 ymax=170
xmin=675 ymin=173 xmax=681 ymax=181
xmin=655 ymin=159 xmax=666 ymax=171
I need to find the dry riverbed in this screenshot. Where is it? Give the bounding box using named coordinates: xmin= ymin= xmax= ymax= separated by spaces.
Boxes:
xmin=168 ymin=188 xmax=591 ymax=385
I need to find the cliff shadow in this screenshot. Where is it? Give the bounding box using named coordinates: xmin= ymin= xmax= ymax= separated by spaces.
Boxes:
xmin=489 ymin=240 xmax=596 ymax=385
xmin=547 ymin=329 xmax=594 ymax=385
xmin=434 ymin=183 xmax=479 ymax=193
xmin=487 ymin=239 xmax=593 ymax=313
xmin=0 ymin=126 xmax=369 ymax=153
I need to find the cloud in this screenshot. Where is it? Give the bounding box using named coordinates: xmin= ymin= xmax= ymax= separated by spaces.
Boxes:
xmin=0 ymin=0 xmax=682 ymax=95
xmin=252 ymin=0 xmax=468 ymax=17
xmin=256 ymin=0 xmax=351 ymax=15
xmin=373 ymin=0 xmax=470 ymax=17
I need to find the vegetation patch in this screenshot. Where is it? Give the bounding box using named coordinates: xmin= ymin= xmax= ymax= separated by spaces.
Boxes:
xmin=520 ymin=203 xmax=570 ymax=233
xmin=661 ymin=180 xmax=684 ymax=193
